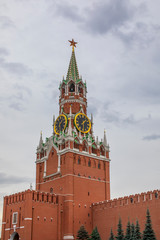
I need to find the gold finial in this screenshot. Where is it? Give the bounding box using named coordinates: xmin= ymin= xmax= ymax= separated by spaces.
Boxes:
xmin=68 ymin=39 xmax=78 ymax=52
xmin=40 ymin=130 xmax=42 ymax=135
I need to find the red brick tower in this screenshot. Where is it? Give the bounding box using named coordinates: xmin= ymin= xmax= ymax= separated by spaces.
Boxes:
xmin=35 ymin=39 xmax=111 ymax=239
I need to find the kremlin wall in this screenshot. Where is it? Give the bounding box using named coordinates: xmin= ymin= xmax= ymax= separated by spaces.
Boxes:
xmin=1 ymin=40 xmax=160 ymax=240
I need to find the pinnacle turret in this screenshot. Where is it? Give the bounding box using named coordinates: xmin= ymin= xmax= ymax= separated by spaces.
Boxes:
xmin=38 ymin=131 xmax=43 ymax=148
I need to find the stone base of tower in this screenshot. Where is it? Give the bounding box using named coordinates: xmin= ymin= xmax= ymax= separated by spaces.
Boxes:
xmin=63 ymin=235 xmax=74 ymax=239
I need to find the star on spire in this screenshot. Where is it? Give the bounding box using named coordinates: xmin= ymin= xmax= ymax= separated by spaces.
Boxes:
xmin=68 ymin=39 xmax=78 ymax=52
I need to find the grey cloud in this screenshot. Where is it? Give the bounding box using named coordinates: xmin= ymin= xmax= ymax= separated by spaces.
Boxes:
xmin=0 ymin=172 xmax=33 ymax=185
xmin=0 ymin=85 xmax=32 ymax=111
xmin=55 ymin=0 xmax=135 ymax=35
xmin=115 ymin=21 xmax=159 ymax=47
xmin=0 ymin=16 xmax=15 ymax=29
xmin=0 ymin=57 xmax=32 ymax=77
xmin=0 ymin=48 xmax=9 ymax=56
xmin=13 ymin=84 xmax=32 ymax=96
xmin=84 ymin=0 xmax=135 ymax=35
xmin=101 ymin=103 xmax=151 ymax=126
xmin=9 ymin=102 xmax=24 ymax=111
xmin=143 ymin=134 xmax=160 ymax=141
xmin=55 ymin=3 xmax=83 ymax=22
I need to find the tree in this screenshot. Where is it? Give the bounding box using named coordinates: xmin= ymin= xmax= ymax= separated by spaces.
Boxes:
xmin=77 ymin=225 xmax=89 ymax=240
xmin=131 ymin=223 xmax=135 ymax=240
xmin=125 ymin=221 xmax=131 ymax=240
xmin=109 ymin=229 xmax=114 ymax=240
xmin=135 ymin=220 xmax=141 ymax=240
xmin=143 ymin=208 xmax=156 ymax=240
xmin=116 ymin=218 xmax=124 ymax=240
xmin=90 ymin=226 xmax=101 ymax=240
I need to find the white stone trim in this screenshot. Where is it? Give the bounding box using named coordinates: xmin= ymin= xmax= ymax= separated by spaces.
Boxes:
xmin=2 ymin=222 xmax=6 ymax=224
xmin=37 ymin=173 xmax=109 ymax=185
xmin=60 ymin=98 xmax=86 ymax=107
xmin=44 ymin=171 xmax=60 ymax=179
xmin=64 ymin=200 xmax=74 ymax=202
xmin=24 ymin=218 xmax=32 ymax=220
xmin=63 ymin=236 xmax=74 ymax=240
xmin=58 ymin=148 xmax=110 ymax=162
xmin=5 ymin=226 xmax=25 ymax=231
xmin=5 ymin=228 xmax=11 ymax=231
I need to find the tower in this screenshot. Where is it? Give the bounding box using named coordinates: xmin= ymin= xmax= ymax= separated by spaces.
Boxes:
xmin=36 ymin=39 xmax=110 ymax=239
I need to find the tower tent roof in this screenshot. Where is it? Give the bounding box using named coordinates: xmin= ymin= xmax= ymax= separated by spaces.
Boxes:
xmin=66 ymin=49 xmax=80 ymax=82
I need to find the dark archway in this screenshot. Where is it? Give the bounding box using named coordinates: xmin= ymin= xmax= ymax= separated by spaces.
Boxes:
xmin=69 ymin=83 xmax=75 ymax=92
xmin=10 ymin=232 xmax=19 ymax=240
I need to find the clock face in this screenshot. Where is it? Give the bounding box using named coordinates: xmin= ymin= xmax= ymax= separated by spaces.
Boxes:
xmin=54 ymin=114 xmax=67 ymax=135
xmin=74 ymin=113 xmax=91 ymax=133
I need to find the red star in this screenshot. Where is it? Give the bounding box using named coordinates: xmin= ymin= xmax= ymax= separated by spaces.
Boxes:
xmin=68 ymin=39 xmax=78 ymax=48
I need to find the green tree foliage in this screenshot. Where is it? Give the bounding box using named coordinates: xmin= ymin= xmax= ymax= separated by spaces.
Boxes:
xmin=135 ymin=220 xmax=141 ymax=240
xmin=77 ymin=225 xmax=89 ymax=240
xmin=125 ymin=221 xmax=131 ymax=240
xmin=143 ymin=209 xmax=156 ymax=240
xmin=131 ymin=223 xmax=135 ymax=240
xmin=90 ymin=226 xmax=101 ymax=240
xmin=109 ymin=229 xmax=114 ymax=240
xmin=116 ymin=218 xmax=124 ymax=240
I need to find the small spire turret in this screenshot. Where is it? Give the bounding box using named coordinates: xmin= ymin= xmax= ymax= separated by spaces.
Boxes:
xmin=39 ymin=131 xmax=43 ymax=148
xmin=103 ymin=129 xmax=107 ymax=146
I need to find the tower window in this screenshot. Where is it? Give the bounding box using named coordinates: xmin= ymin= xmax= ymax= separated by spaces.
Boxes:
xmin=50 ymin=188 xmax=53 ymax=194
xmin=98 ymin=162 xmax=101 ymax=169
xmin=78 ymin=157 xmax=81 ymax=165
xmin=69 ymin=83 xmax=75 ymax=92
xmin=12 ymin=212 xmax=18 ymax=224
xmin=88 ymin=159 xmax=91 ymax=167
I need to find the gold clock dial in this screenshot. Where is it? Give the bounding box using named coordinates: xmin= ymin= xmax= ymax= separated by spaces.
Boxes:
xmin=74 ymin=113 xmax=91 ymax=133
xmin=54 ymin=114 xmax=67 ymax=135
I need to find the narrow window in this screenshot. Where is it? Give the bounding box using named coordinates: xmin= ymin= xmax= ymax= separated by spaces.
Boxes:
xmin=12 ymin=212 xmax=18 ymax=224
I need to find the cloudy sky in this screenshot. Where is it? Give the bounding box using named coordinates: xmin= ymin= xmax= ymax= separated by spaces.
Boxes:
xmin=0 ymin=0 xmax=160 ymax=232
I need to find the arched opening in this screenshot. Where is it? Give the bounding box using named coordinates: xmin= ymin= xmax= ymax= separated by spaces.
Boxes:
xmin=98 ymin=161 xmax=101 ymax=169
xmin=10 ymin=232 xmax=19 ymax=240
xmin=77 ymin=156 xmax=81 ymax=165
xmin=69 ymin=83 xmax=75 ymax=92
xmin=82 ymin=140 xmax=88 ymax=152
xmin=92 ymin=144 xmax=97 ymax=155
xmin=88 ymin=159 xmax=91 ymax=167
xmin=61 ymin=84 xmax=65 ymax=96
xmin=78 ymin=83 xmax=83 ymax=94
xmin=61 ymin=140 xmax=65 ymax=150
xmin=50 ymin=188 xmax=53 ymax=194
xmin=100 ymin=145 xmax=105 ymax=156
xmin=74 ymin=138 xmax=79 ymax=150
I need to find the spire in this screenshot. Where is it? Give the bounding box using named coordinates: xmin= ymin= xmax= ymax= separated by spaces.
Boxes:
xmin=39 ymin=131 xmax=43 ymax=148
xmin=103 ymin=129 xmax=107 ymax=146
xmin=66 ymin=39 xmax=79 ymax=81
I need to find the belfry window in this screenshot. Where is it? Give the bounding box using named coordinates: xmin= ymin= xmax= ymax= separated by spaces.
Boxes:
xmin=69 ymin=83 xmax=75 ymax=92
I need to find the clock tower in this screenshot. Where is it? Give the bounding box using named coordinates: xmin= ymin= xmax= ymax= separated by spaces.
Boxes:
xmin=35 ymin=40 xmax=110 ymax=239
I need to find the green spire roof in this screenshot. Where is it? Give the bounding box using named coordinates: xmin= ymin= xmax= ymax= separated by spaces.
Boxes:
xmin=66 ymin=49 xmax=79 ymax=81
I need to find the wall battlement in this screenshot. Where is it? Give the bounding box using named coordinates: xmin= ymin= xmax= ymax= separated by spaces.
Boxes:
xmin=4 ymin=189 xmax=58 ymax=205
xmin=93 ymin=189 xmax=160 ymax=209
